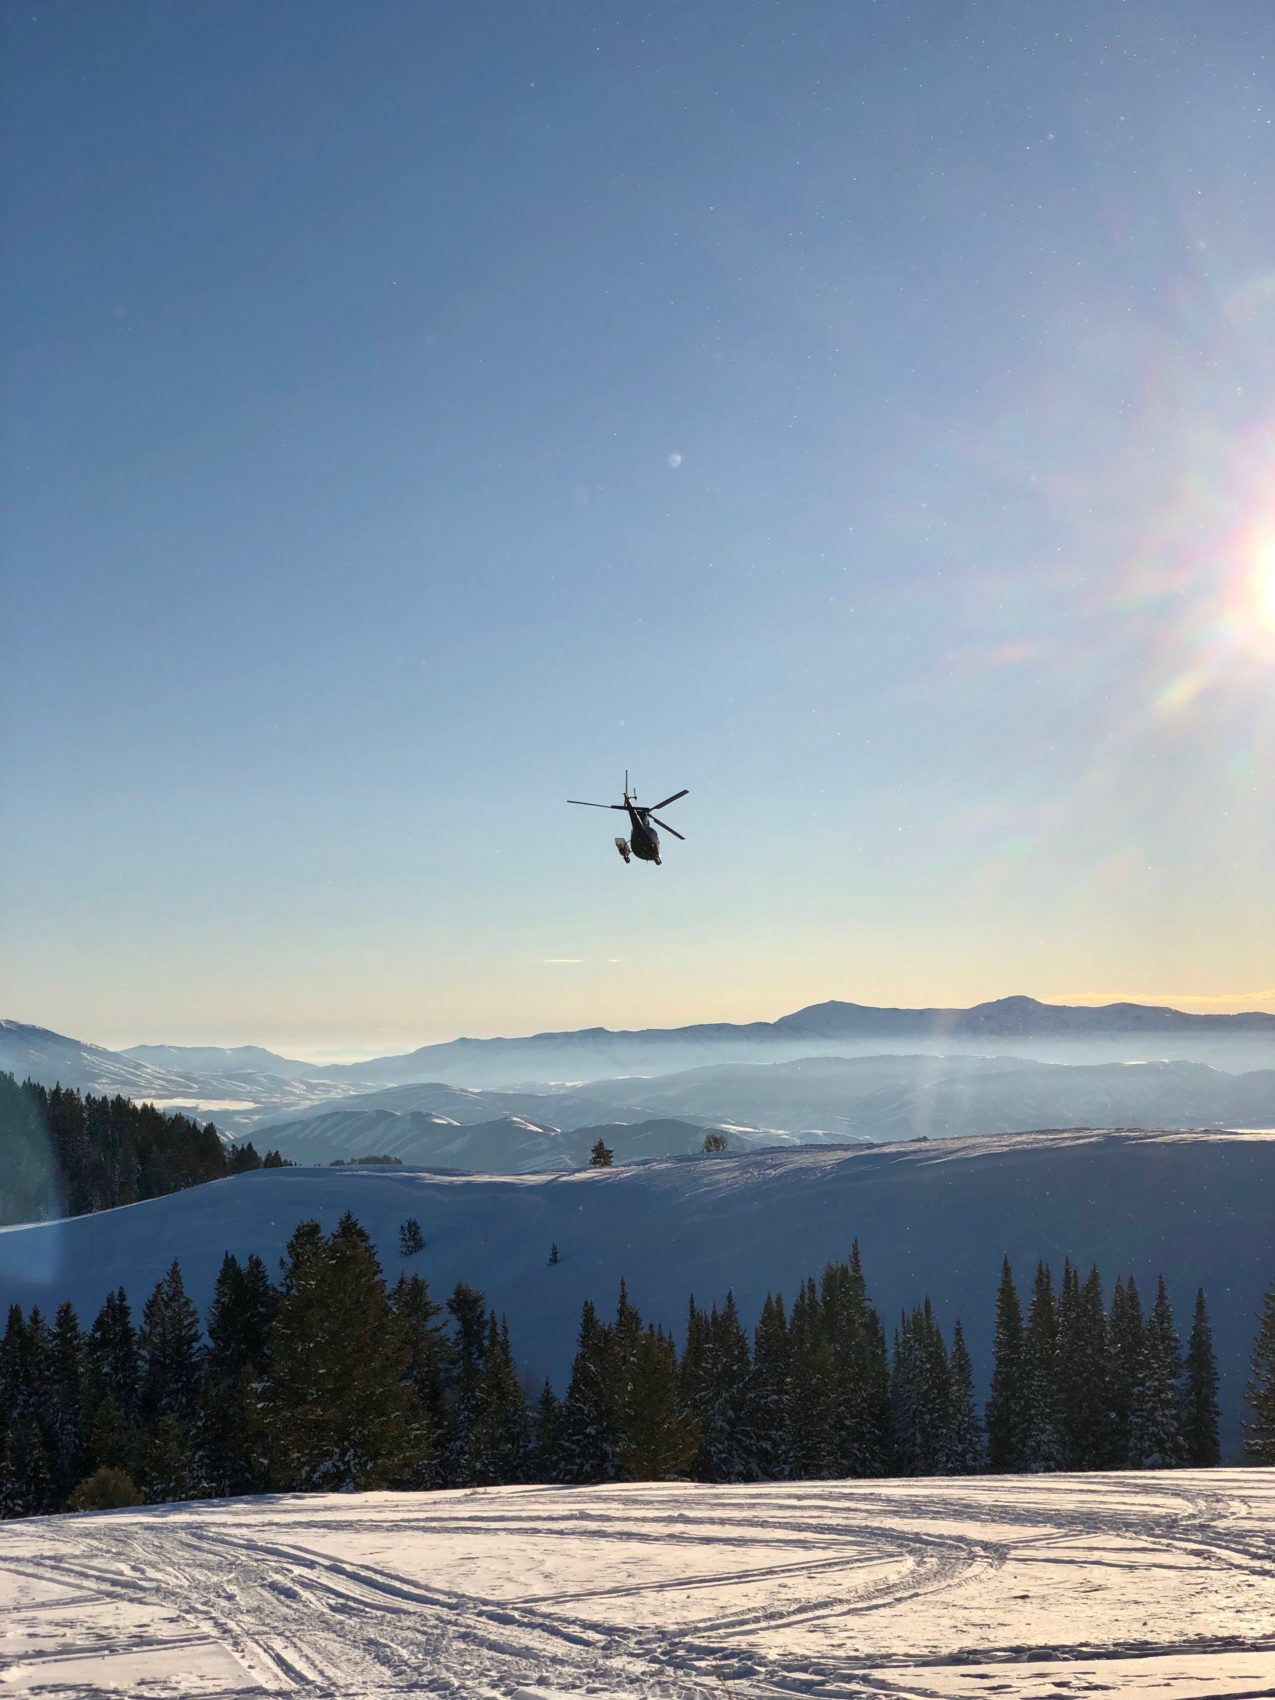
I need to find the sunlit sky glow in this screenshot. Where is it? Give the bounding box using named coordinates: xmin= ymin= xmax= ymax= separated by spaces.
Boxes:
xmin=1 ymin=2 xmax=1273 ymax=1056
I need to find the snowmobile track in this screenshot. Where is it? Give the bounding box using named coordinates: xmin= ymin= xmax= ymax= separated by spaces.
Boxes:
xmin=0 ymin=1471 xmax=1272 ymax=1697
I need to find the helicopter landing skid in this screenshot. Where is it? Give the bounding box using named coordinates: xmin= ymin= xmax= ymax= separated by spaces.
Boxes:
xmin=614 ymin=836 xmax=632 ymax=863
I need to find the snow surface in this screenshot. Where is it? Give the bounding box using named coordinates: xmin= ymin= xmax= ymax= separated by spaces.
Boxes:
xmin=1 ymin=1471 xmax=1272 ymax=1696
xmin=2 ymin=1129 xmax=1273 ymax=1454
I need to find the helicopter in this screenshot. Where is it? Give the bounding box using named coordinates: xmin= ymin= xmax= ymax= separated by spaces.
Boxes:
xmin=568 ymin=773 xmax=689 ymax=865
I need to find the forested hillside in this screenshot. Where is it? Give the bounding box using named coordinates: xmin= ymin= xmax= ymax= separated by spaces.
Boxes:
xmin=0 ymin=1074 xmax=281 ymax=1226
xmin=2 ymin=1213 xmax=1248 ymax=1521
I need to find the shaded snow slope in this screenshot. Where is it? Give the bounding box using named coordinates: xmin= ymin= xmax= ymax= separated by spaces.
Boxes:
xmin=1 ymin=1471 xmax=1272 ymax=1696
xmin=1 ymin=1130 xmax=1271 ymax=1453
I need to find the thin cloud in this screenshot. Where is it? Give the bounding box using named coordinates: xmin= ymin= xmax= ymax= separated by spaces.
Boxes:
xmin=542 ymin=958 xmax=585 ymax=965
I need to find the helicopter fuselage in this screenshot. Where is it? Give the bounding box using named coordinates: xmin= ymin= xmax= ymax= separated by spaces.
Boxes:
xmin=625 ymin=806 xmax=661 ymax=863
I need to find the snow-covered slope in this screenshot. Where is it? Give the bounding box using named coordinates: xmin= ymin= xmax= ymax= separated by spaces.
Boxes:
xmin=0 ymin=1023 xmax=378 ymax=1133
xmin=260 ymin=1109 xmax=731 ymax=1169
xmin=1 ymin=1129 xmax=1270 ymax=1452
xmin=0 ymin=1020 xmax=202 ymax=1099
xmin=1 ymin=1472 xmax=1272 ymax=1697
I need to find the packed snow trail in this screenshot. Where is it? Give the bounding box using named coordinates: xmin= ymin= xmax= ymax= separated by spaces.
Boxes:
xmin=1 ymin=1472 xmax=1273 ymax=1698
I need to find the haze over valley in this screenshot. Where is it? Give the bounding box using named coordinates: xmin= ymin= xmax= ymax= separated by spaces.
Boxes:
xmin=4 ymin=995 xmax=1273 ymax=1170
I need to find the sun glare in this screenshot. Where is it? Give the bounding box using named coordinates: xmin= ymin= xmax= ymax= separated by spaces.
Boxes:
xmin=1257 ymin=538 xmax=1275 ymax=632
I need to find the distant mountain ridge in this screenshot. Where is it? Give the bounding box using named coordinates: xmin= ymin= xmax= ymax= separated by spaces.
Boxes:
xmin=289 ymin=995 xmax=1275 ymax=1087
xmin=122 ymin=1042 xmax=318 ymax=1080
xmin=0 ymin=1020 xmax=203 ymax=1099
xmin=4 ymin=997 xmax=1272 ymax=1134
xmin=777 ymin=994 xmax=1275 ymax=1037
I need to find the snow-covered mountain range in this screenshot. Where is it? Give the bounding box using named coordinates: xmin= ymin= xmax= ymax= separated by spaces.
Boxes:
xmin=218 ymin=994 xmax=1275 ymax=1086
xmin=5 ymin=1008 xmax=1274 ymax=1163
xmin=1 ymin=1128 xmax=1270 ymax=1453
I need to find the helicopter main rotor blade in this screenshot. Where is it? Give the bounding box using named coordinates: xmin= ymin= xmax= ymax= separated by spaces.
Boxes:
xmin=649 ymin=788 xmax=689 ymax=811
xmin=567 ymin=799 xmax=627 ymax=810
xmin=651 ymin=815 xmax=685 ymax=840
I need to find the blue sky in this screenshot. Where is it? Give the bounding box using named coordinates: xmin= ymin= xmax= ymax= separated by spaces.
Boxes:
xmin=2 ymin=2 xmax=1273 ymax=1055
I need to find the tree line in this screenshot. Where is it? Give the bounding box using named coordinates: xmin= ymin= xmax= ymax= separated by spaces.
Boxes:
xmin=4 ymin=1216 xmax=1268 ymax=1520
xmin=0 ymin=1073 xmax=287 ymax=1226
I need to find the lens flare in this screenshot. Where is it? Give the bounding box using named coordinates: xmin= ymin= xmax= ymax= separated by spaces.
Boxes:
xmin=1257 ymin=537 xmax=1275 ymax=632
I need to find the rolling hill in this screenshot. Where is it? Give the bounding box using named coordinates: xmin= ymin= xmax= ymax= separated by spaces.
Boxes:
xmin=256 ymin=1108 xmax=727 ymax=1169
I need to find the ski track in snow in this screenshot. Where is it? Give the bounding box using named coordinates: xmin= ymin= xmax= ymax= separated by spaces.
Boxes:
xmin=1 ymin=1471 xmax=1273 ymax=1698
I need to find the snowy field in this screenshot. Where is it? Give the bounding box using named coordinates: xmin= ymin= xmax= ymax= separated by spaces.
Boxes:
xmin=1 ymin=1472 xmax=1272 ymax=1699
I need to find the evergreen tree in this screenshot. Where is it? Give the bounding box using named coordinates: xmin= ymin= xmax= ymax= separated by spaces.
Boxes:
xmin=86 ymin=1287 xmax=140 ymax=1452
xmin=0 ymin=1309 xmax=57 ymax=1517
xmin=786 ymin=1278 xmax=837 ymax=1478
xmin=890 ymin=1301 xmax=951 ymax=1475
xmin=49 ymin=1303 xmax=88 ymax=1504
xmin=398 ymin=1218 xmax=425 ymax=1258
xmin=1243 ymin=1276 xmax=1275 ymax=1464
xmin=265 ymin=1213 xmax=423 ymax=1491
xmin=557 ymin=1299 xmax=618 ymax=1483
xmin=139 ymin=1262 xmax=203 ymax=1431
xmin=548 ymin=1243 xmax=560 ymax=1266
xmin=0 ymin=1306 xmax=28 ymax=1500
xmin=1182 ymin=1288 xmax=1220 ymax=1467
xmin=1129 ymin=1275 xmax=1184 ymax=1468
xmin=620 ymin=1326 xmax=698 ymax=1480
xmin=916 ymin=1299 xmax=952 ymax=1475
xmin=747 ymin=1293 xmax=791 ymax=1481
xmin=823 ymin=1247 xmax=891 ymax=1478
xmin=203 ymin=1253 xmax=275 ymax=1497
xmin=465 ymin=1317 xmax=529 ymax=1486
xmin=1057 ymin=1265 xmax=1112 ymax=1470
xmin=438 ymin=1282 xmax=488 ymax=1486
xmin=15 ymin=1310 xmax=56 ymax=1514
xmin=1 ymin=1414 xmax=52 ymax=1519
xmin=391 ymin=1272 xmax=449 ymax=1483
xmin=589 ymin=1139 xmax=614 ymax=1168
xmin=1021 ymin=1263 xmax=1062 ymax=1471
xmin=533 ymin=1379 xmax=561 ymax=1478
xmin=945 ymin=1320 xmax=983 ymax=1474
xmin=137 ymin=1263 xmax=204 ymax=1500
xmin=985 ymin=1257 xmax=1027 ymax=1472
xmin=889 ymin=1316 xmax=920 ymax=1475
xmin=1107 ymin=1275 xmax=1144 ymax=1468
xmin=683 ymin=1293 xmax=752 ymax=1482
